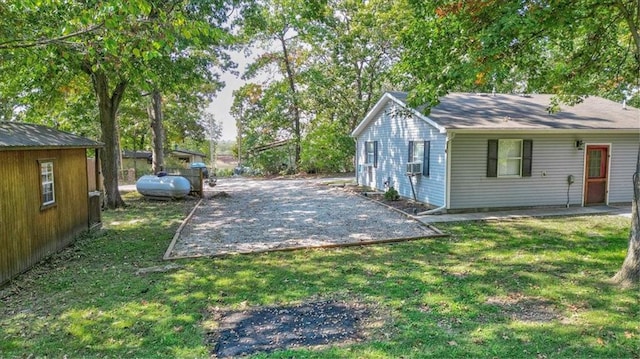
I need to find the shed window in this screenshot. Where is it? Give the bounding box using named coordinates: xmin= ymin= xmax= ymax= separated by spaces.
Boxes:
xmin=487 ymin=139 xmax=532 ymax=178
xmin=40 ymin=161 xmax=56 ymax=207
xmin=408 ymin=140 xmax=431 ymax=176
xmin=365 ymin=141 xmax=378 ymax=167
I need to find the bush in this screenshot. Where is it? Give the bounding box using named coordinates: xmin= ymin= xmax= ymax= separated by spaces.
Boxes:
xmin=384 ymin=187 xmax=400 ymax=201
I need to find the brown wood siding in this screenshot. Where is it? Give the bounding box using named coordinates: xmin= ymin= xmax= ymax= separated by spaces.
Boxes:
xmin=0 ymin=148 xmax=89 ymax=285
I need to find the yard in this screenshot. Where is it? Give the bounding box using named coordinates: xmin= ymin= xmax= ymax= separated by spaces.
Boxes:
xmin=0 ymin=191 xmax=637 ymax=358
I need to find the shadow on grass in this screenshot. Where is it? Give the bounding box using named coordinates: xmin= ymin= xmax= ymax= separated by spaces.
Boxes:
xmin=0 ymin=195 xmax=638 ymax=358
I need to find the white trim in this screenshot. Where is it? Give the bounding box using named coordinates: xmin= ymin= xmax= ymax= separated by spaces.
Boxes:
xmin=497 ymin=139 xmax=524 ymax=177
xmin=354 ymin=138 xmax=359 ymax=185
xmin=581 ymin=143 xmax=612 ymax=206
xmin=445 ymin=133 xmax=452 ymax=210
xmin=40 ymin=161 xmax=55 ymax=206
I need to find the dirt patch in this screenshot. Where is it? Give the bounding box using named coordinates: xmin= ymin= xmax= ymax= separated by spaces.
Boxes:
xmin=486 ymin=293 xmax=562 ymax=323
xmin=205 ymin=300 xmax=377 ymax=358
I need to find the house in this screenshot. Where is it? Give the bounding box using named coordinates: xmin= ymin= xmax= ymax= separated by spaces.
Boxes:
xmin=0 ymin=122 xmax=103 ymax=285
xmin=122 ymin=150 xmax=152 ymax=165
xmin=170 ymin=148 xmax=206 ymax=164
xmin=351 ymin=92 xmax=639 ymax=212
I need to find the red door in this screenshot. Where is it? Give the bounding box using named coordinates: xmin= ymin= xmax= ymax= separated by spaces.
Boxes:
xmin=584 ymin=145 xmax=609 ymax=205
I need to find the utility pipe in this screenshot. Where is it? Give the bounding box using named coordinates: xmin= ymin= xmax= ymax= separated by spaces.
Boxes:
xmin=407 ymin=173 xmax=417 ymax=201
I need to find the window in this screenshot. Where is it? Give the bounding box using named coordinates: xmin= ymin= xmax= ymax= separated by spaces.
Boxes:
xmin=408 ymin=141 xmax=430 ymax=176
xmin=487 ymin=139 xmax=532 ymax=178
xmin=40 ymin=160 xmax=56 ymax=207
xmin=498 ymin=139 xmax=522 ymax=176
xmin=365 ymin=141 xmax=378 ymax=168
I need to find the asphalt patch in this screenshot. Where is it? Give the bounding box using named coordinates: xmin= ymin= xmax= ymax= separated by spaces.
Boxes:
xmin=209 ymin=300 xmax=370 ymax=357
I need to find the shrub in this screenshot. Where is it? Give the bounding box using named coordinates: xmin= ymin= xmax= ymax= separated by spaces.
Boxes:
xmin=384 ymin=186 xmax=400 ymax=201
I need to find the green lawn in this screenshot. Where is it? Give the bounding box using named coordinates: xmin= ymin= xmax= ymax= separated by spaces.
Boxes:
xmin=1 ymin=193 xmax=638 ymax=358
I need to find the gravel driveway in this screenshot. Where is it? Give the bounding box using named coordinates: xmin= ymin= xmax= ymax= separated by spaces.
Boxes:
xmin=164 ymin=178 xmax=442 ymax=259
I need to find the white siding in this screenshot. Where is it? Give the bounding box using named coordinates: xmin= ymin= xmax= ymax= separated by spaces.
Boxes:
xmin=608 ymin=135 xmax=638 ymax=203
xmin=449 ymin=132 xmax=638 ymax=210
xmin=356 ymin=103 xmax=447 ymax=207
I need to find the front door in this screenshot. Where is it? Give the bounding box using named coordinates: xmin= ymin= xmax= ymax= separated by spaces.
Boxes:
xmin=584 ymin=145 xmax=609 ymax=205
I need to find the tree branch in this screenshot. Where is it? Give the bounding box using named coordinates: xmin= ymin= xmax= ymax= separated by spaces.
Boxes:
xmin=615 ymin=0 xmax=640 ymax=56
xmin=0 ymin=23 xmax=104 ymax=50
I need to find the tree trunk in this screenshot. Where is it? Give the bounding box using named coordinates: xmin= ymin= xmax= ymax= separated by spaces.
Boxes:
xmin=279 ymin=33 xmax=301 ymax=168
xmin=148 ymin=89 xmax=164 ymax=173
xmin=90 ymin=70 xmax=127 ymax=209
xmin=612 ymin=145 xmax=640 ymax=286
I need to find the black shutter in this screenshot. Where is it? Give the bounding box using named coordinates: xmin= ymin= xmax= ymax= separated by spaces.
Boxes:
xmin=487 ymin=139 xmax=498 ymax=177
xmin=408 ymin=141 xmax=414 ymax=162
xmin=522 ymin=140 xmax=532 ymax=177
xmin=423 ymin=141 xmax=430 ymax=176
xmin=373 ymin=141 xmax=378 ymax=168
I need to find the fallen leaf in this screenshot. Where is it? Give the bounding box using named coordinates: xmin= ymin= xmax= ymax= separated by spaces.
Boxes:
xmin=448 ymin=340 xmax=458 ymax=346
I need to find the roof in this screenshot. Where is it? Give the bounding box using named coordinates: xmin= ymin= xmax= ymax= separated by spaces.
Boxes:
xmin=171 ymin=148 xmax=206 ymax=157
xmin=0 ymin=121 xmax=103 ymax=150
xmin=122 ymin=150 xmax=152 ymax=159
xmin=352 ymin=92 xmax=640 ymax=136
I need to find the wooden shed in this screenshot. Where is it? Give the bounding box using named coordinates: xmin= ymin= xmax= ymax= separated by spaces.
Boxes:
xmin=0 ymin=122 xmax=103 ymax=285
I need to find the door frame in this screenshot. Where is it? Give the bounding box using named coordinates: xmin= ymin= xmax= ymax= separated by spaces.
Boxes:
xmin=582 ymin=143 xmax=611 ymax=206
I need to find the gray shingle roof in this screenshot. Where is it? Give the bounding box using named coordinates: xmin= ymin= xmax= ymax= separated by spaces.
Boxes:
xmin=0 ymin=122 xmax=103 ymax=149
xmin=390 ymin=92 xmax=639 ymax=131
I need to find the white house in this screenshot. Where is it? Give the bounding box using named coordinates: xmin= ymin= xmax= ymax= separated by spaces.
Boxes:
xmin=351 ymin=92 xmax=639 ymax=212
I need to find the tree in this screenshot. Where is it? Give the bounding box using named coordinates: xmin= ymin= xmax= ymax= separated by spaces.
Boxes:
xmin=299 ymin=0 xmax=402 ymax=172
xmin=241 ymin=0 xmax=328 ymax=168
xmin=400 ymin=0 xmax=640 ymax=286
xmin=0 ymin=0 xmax=234 ymax=208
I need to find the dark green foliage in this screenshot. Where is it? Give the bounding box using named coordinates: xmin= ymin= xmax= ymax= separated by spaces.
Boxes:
xmin=300 ymin=121 xmax=355 ymax=173
xmin=384 ymin=186 xmax=400 ymax=201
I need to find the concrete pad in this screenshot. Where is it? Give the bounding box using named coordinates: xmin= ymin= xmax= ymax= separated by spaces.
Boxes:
xmin=416 ymin=205 xmax=632 ymax=224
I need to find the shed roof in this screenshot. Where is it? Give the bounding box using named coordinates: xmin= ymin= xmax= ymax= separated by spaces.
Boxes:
xmin=172 ymin=148 xmax=206 ymax=157
xmin=352 ymin=92 xmax=639 ymax=136
xmin=0 ymin=121 xmax=103 ymax=150
xmin=122 ymin=150 xmax=152 ymax=159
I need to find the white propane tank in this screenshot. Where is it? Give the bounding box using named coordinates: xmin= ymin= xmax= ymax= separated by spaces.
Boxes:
xmin=136 ymin=175 xmax=191 ymax=198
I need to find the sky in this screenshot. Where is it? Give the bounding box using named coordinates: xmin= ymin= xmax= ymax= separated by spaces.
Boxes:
xmin=206 ymin=53 xmax=244 ymax=142
xmin=206 ymin=49 xmax=267 ymax=142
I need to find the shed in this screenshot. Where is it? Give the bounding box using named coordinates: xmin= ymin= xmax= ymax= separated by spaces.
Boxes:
xmin=352 ymin=92 xmax=639 ymax=212
xmin=170 ymin=148 xmax=206 ymax=164
xmin=0 ymin=122 xmax=103 ymax=285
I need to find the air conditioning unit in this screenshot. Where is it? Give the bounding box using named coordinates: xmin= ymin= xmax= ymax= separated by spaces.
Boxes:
xmin=406 ymin=162 xmax=422 ymax=175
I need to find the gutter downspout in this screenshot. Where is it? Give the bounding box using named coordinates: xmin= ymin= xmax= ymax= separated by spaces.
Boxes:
xmin=353 ymin=137 xmax=359 ymax=185
xmin=417 ymin=131 xmax=452 ymax=215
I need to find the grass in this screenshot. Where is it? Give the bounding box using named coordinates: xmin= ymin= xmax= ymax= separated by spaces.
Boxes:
xmin=1 ymin=193 xmax=638 ymax=358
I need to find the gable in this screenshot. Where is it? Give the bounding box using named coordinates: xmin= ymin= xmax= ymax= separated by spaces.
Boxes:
xmin=351 ymin=93 xmax=446 ymax=138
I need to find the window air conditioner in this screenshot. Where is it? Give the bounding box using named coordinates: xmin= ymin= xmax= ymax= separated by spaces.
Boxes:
xmin=406 ymin=162 xmax=422 ymax=174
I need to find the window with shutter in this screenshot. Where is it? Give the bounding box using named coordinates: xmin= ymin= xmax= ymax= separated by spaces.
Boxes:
xmin=408 ymin=141 xmax=430 ymax=176
xmin=487 ymin=139 xmax=532 ymax=178
xmin=365 ymin=141 xmax=378 ymax=167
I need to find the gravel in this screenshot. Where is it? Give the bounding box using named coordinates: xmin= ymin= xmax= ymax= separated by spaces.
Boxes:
xmin=165 ymin=177 xmax=440 ymax=259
